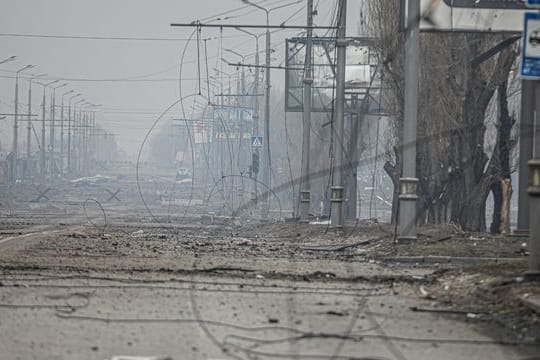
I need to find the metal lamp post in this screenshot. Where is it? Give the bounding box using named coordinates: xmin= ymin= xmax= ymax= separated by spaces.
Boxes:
xmin=72 ymin=98 xmax=86 ymax=173
xmin=235 ymin=28 xmax=262 ymax=209
xmin=225 ymin=49 xmax=246 ymax=106
xmin=37 ymin=80 xmax=59 ymax=178
xmin=214 ymin=68 xmax=233 ymax=104
xmin=67 ymin=94 xmax=82 ymax=173
xmin=0 ymin=56 xmax=16 ymax=65
xmin=26 ymin=73 xmax=47 ymax=177
xmin=240 ymin=0 xmax=298 ymax=218
xmin=60 ymin=89 xmax=74 ymax=173
xmin=12 ymin=64 xmax=34 ymax=182
xmin=49 ymin=83 xmax=68 ymax=175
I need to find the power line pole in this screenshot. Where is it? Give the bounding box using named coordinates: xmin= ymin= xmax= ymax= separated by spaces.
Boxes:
xmin=299 ymin=0 xmax=314 ymax=223
xmin=516 ymin=80 xmax=534 ymax=236
xmin=49 ymin=83 xmax=66 ymax=175
xmin=346 ymin=94 xmax=360 ymax=219
xmin=398 ymin=0 xmax=420 ymax=243
xmin=26 ymin=80 xmax=33 ymax=177
xmin=527 ymin=83 xmax=540 ymax=277
xmin=262 ymin=11 xmax=271 ymax=219
xmin=330 ymin=0 xmax=347 ymax=228
xmin=236 ymin=29 xmax=261 ymax=212
xmin=12 ymin=66 xmax=32 ymax=181
xmin=40 ymin=85 xmax=47 ymax=178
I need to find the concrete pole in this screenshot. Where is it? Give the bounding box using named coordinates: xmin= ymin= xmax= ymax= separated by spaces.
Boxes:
xmin=346 ymin=95 xmax=360 ymax=219
xmin=299 ymin=0 xmax=314 ymax=223
xmin=330 ymin=0 xmax=347 ymax=228
xmin=262 ymin=12 xmax=271 ymax=219
xmin=253 ymin=40 xmax=260 ymax=207
xmin=67 ymin=102 xmax=72 ymax=172
xmin=49 ymin=84 xmax=66 ymax=174
xmin=40 ymin=87 xmax=47 ymax=178
xmin=26 ymin=81 xmax=33 ymax=177
xmin=527 ymin=82 xmax=540 ymax=276
xmin=12 ymin=74 xmax=20 ymax=182
xmin=236 ymin=28 xmax=261 ymax=211
xmin=83 ymin=112 xmax=88 ymax=174
xmin=12 ymin=65 xmax=32 ymax=181
xmin=50 ymin=91 xmax=55 ymax=175
xmin=67 ymin=94 xmax=81 ymax=173
xmin=76 ymin=110 xmax=82 ymax=173
xmin=397 ymin=0 xmax=420 ymax=243
xmin=516 ymin=80 xmax=535 ymax=235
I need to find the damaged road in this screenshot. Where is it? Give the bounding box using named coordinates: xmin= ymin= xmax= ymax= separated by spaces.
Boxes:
xmin=0 ymin=177 xmax=539 ymax=360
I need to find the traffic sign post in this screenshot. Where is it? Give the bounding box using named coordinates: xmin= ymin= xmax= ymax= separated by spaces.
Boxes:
xmin=251 ymin=136 xmax=263 ymax=148
xmin=522 ymin=12 xmax=540 ymax=78
xmin=526 ymin=0 xmax=540 ymax=8
xmin=521 ymin=12 xmax=540 ymax=277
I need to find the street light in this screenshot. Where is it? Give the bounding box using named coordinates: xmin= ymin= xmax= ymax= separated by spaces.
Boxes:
xmin=67 ymin=93 xmax=82 ymax=172
xmin=72 ymin=98 xmax=86 ymax=173
xmin=0 ymin=56 xmax=16 ymax=65
xmin=50 ymin=83 xmax=68 ymax=173
xmin=225 ymin=49 xmax=247 ymax=104
xmin=11 ymin=64 xmax=34 ymax=182
xmin=225 ymin=48 xmax=246 ymax=64
xmin=240 ymin=0 xmax=273 ymax=218
xmin=79 ymin=103 xmax=101 ymax=174
xmin=25 ymin=73 xmax=47 ymax=177
xmin=234 ymin=27 xmax=263 ymax=203
xmin=59 ymin=89 xmax=74 ymax=173
xmin=36 ymin=79 xmax=59 ymax=177
xmin=214 ymin=68 xmax=234 ymax=104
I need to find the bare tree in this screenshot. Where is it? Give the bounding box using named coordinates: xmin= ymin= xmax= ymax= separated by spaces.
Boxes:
xmin=366 ymin=1 xmax=519 ymax=231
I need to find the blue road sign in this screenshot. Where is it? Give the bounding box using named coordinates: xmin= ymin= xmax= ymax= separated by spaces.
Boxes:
xmin=251 ymin=136 xmax=263 ymax=148
xmin=526 ymin=0 xmax=540 ymax=8
xmin=521 ymin=12 xmax=540 ymax=79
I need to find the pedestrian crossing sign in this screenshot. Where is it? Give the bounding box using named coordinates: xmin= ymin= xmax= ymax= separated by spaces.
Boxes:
xmin=251 ymin=136 xmax=263 ymax=148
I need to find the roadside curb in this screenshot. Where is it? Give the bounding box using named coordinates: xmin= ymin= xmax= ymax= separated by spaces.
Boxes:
xmin=520 ymin=296 xmax=540 ymax=313
xmin=382 ymin=256 xmax=526 ymax=265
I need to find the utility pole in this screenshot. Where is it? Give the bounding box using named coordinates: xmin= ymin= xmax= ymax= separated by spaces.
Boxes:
xmin=262 ymin=11 xmax=271 ymax=219
xmin=397 ymin=0 xmax=420 ymax=243
xmin=299 ymin=0 xmax=314 ymax=223
xmin=40 ymin=87 xmax=46 ymax=178
xmin=38 ymin=80 xmax=59 ymax=178
xmin=26 ymin=80 xmax=32 ymax=178
xmin=346 ymin=94 xmax=360 ymax=219
xmin=171 ymin=0 xmax=329 ymax=219
xmin=236 ymin=28 xmax=261 ymax=211
xmin=527 ymin=83 xmax=540 ymax=276
xmin=27 ymin=74 xmax=47 ymax=177
xmin=516 ymin=80 xmax=534 ymax=236
xmin=60 ymin=90 xmax=74 ymax=174
xmin=330 ymin=0 xmax=347 ymax=228
xmin=12 ymin=65 xmax=33 ymax=182
xmin=50 ymin=83 xmax=67 ymax=176
xmin=67 ymin=94 xmax=81 ymax=173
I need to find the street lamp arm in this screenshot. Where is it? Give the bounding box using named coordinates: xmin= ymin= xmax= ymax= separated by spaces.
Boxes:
xmin=241 ymin=0 xmax=268 ymax=15
xmin=0 ymin=56 xmax=16 ymax=65
xmin=268 ymin=0 xmax=302 ymax=14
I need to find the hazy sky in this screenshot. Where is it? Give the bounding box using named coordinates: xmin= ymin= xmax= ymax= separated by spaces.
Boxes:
xmin=0 ymin=0 xmax=361 ymax=159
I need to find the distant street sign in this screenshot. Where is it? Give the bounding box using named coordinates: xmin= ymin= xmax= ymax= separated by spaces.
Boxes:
xmin=407 ymin=0 xmax=526 ymax=32
xmin=526 ymin=0 xmax=540 ymax=8
xmin=251 ymin=136 xmax=263 ymax=148
xmin=521 ymin=12 xmax=540 ymax=79
xmin=444 ymin=0 xmax=527 ymax=9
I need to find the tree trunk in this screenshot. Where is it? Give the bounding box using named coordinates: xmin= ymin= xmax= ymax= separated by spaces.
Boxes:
xmin=500 ymin=178 xmax=512 ymax=234
xmin=490 ymin=180 xmax=503 ymax=234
